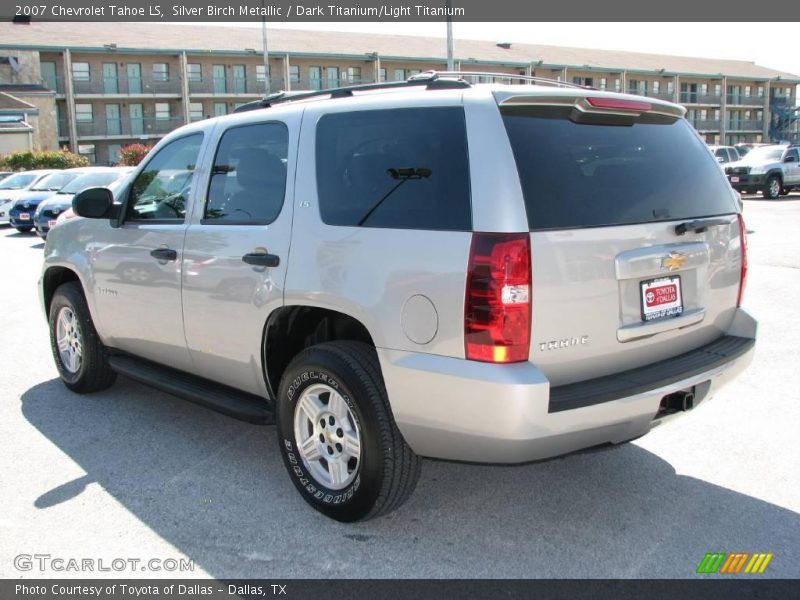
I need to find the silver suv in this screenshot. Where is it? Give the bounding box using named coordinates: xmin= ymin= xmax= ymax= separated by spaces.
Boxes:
xmin=39 ymin=72 xmax=756 ymax=522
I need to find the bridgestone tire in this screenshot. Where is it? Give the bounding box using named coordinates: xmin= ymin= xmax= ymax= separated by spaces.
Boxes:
xmin=48 ymin=282 xmax=117 ymax=393
xmin=276 ymin=341 xmax=421 ymax=522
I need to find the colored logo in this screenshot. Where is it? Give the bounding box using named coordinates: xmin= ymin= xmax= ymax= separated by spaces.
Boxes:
xmin=662 ymin=252 xmax=686 ymax=272
xmin=696 ymin=552 xmax=773 ymax=574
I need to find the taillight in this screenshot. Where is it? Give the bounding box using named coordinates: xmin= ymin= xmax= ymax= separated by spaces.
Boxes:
xmin=465 ymin=233 xmax=531 ymax=363
xmin=737 ymin=214 xmax=748 ymax=307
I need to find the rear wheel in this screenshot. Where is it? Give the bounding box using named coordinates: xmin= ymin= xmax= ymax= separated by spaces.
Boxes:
xmin=48 ymin=282 xmax=117 ymax=393
xmin=762 ymin=175 xmax=781 ymax=200
xmin=276 ymin=341 xmax=421 ymax=522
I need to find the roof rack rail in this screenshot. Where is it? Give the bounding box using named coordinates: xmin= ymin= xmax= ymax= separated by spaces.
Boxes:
xmin=232 ymin=69 xmax=592 ymax=113
xmin=412 ymin=70 xmax=594 ymax=90
xmin=233 ymin=73 xmax=471 ymax=113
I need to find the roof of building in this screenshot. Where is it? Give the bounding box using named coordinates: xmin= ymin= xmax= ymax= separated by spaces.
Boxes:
xmin=1 ymin=21 xmax=799 ymax=82
xmin=0 ymin=92 xmax=36 ymax=111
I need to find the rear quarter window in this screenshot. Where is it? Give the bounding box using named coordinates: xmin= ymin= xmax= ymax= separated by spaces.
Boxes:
xmin=501 ymin=105 xmax=737 ymax=230
xmin=315 ymin=107 xmax=471 ymax=231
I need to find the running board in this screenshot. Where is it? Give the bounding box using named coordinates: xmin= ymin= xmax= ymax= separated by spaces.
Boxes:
xmin=108 ymin=354 xmax=274 ymax=424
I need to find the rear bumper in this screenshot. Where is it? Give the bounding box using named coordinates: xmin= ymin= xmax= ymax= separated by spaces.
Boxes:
xmin=380 ymin=308 xmax=757 ymax=463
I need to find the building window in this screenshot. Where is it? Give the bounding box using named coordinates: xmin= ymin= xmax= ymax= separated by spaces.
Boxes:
xmin=757 ymin=86 xmax=764 ymax=97
xmin=155 ymin=102 xmax=170 ymax=120
xmin=667 ymin=81 xmax=674 ymax=94
xmin=214 ymin=102 xmax=227 ymax=116
xmin=572 ymin=76 xmax=593 ymax=87
xmin=256 ymin=65 xmax=269 ymax=81
xmin=189 ymin=102 xmax=203 ymax=121
xmin=652 ymin=81 xmax=660 ymax=94
xmin=75 ymin=103 xmax=93 ymax=121
xmin=714 ymin=84 xmax=722 ymax=97
xmin=378 ymin=68 xmax=387 ymax=82
xmin=346 ymin=67 xmax=362 ymax=83
xmin=614 ymin=79 xmax=620 ymax=92
xmin=699 ymin=83 xmax=708 ymax=95
xmin=394 ymin=68 xmax=405 ymax=81
xmin=153 ymin=63 xmax=169 ymax=82
xmin=187 ymin=64 xmax=202 ymax=81
xmin=744 ymin=85 xmax=751 ymax=97
xmin=289 ymin=65 xmax=300 ymax=84
xmin=599 ymin=77 xmax=607 ymax=90
xmin=72 ymin=62 xmax=90 ymax=81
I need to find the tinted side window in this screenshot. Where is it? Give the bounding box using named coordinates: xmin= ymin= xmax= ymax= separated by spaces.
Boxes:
xmin=127 ymin=133 xmax=203 ymax=221
xmin=501 ymin=106 xmax=736 ymax=230
xmin=315 ymin=107 xmax=471 ymax=230
xmin=204 ymin=123 xmax=288 ymax=224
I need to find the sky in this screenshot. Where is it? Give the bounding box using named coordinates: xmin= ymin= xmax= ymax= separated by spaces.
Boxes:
xmin=206 ymin=21 xmax=800 ymax=78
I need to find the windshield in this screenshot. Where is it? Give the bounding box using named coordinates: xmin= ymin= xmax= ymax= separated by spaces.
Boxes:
xmin=746 ymin=147 xmax=784 ymax=161
xmin=60 ymin=171 xmax=122 ymax=194
xmin=31 ymin=171 xmax=80 ymax=191
xmin=0 ymin=173 xmax=37 ymax=190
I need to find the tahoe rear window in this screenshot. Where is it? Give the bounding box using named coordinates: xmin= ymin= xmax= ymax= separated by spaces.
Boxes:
xmin=316 ymin=107 xmax=471 ymax=230
xmin=501 ymin=105 xmax=737 ymax=230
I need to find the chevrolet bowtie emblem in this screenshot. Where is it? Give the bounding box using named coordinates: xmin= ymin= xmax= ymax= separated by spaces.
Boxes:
xmin=662 ymin=252 xmax=686 ymax=271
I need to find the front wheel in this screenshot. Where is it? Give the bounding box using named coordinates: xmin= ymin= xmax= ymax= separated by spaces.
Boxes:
xmin=48 ymin=282 xmax=117 ymax=393
xmin=276 ymin=341 xmax=421 ymax=522
xmin=762 ymin=175 xmax=781 ymax=200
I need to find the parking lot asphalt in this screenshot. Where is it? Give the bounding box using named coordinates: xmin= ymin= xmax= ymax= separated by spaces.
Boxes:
xmin=1 ymin=196 xmax=799 ymax=579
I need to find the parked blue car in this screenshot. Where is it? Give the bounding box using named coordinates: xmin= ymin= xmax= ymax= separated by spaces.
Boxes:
xmin=34 ymin=168 xmax=132 ymax=238
xmin=8 ymin=169 xmax=88 ymax=232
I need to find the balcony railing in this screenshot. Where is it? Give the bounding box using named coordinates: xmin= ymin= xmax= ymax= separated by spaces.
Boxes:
xmin=43 ymin=75 xmax=65 ymax=94
xmin=680 ymin=93 xmax=722 ymax=105
xmin=75 ymin=117 xmax=184 ymax=138
xmin=71 ymin=75 xmax=182 ymax=95
xmin=727 ymin=119 xmax=764 ymax=131
xmin=689 ymin=119 xmax=721 ymax=131
xmin=727 ymin=95 xmax=764 ymax=106
xmin=628 ymin=90 xmax=675 ymax=101
xmin=188 ymin=76 xmax=285 ymax=95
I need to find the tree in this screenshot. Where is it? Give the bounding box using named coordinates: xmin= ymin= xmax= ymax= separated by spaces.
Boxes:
xmin=0 ymin=148 xmax=89 ymax=170
xmin=116 ymin=144 xmax=152 ymax=167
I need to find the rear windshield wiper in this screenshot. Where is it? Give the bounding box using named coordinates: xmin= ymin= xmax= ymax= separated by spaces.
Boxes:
xmin=675 ymin=217 xmax=735 ymax=235
xmin=356 ymin=167 xmax=431 ymax=226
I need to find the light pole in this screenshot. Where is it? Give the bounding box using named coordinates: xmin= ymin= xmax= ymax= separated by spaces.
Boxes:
xmin=261 ymin=0 xmax=270 ymax=95
xmin=446 ymin=0 xmax=454 ymax=71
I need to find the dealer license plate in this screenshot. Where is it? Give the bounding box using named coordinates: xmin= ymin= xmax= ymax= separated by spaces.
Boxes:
xmin=19 ymin=213 xmax=30 ymax=220
xmin=730 ymin=176 xmax=740 ymax=183
xmin=641 ymin=276 xmax=683 ymax=322
xmin=48 ymin=220 xmax=57 ymax=228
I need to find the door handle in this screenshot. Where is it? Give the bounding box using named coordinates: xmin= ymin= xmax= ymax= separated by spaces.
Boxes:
xmin=150 ymin=248 xmax=178 ymax=261
xmin=242 ymin=252 xmax=280 ymax=267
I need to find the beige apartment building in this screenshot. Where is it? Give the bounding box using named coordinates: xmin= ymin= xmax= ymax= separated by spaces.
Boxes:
xmin=0 ymin=21 xmax=798 ymax=165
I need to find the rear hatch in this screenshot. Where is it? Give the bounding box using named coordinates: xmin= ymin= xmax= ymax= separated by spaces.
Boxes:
xmin=499 ymin=95 xmax=743 ymax=385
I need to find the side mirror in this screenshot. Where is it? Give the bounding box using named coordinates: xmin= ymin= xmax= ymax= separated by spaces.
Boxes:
xmin=784 ymin=155 xmax=797 ymax=163
xmin=72 ymin=187 xmax=116 ymax=219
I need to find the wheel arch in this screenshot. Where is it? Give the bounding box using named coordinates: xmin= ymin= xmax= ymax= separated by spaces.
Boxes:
xmin=262 ymin=305 xmax=377 ymax=400
xmin=41 ymin=266 xmax=83 ymax=317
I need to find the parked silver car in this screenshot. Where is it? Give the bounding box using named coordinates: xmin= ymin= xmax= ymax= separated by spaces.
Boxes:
xmin=39 ymin=72 xmax=756 ymax=521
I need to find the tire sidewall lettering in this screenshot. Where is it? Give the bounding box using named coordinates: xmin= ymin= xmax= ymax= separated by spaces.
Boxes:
xmin=282 ymin=368 xmax=361 ymax=506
